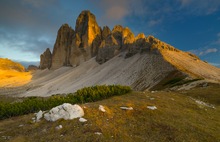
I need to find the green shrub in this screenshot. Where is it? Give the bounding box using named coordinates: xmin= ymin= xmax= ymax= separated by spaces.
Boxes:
xmin=0 ymin=85 xmax=131 ymax=120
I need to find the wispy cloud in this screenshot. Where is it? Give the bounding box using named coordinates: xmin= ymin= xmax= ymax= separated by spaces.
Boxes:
xmin=199 ymin=48 xmax=218 ymax=56
xmin=210 ymin=62 xmax=220 ymax=68
xmin=179 ymin=0 xmax=220 ymax=15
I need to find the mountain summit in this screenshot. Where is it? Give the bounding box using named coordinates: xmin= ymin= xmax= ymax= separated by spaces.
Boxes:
xmin=29 ymin=10 xmax=220 ymax=96
xmin=40 ymin=10 xmax=180 ymax=69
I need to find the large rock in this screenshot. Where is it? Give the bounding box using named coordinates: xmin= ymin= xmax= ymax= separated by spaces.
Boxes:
xmin=44 ymin=103 xmax=84 ymax=122
xmin=51 ymin=24 xmax=75 ymax=69
xmin=40 ymin=48 xmax=52 ymax=69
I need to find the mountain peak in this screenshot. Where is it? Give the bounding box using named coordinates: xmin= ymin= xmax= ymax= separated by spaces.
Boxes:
xmin=39 ymin=10 xmax=220 ymax=84
xmin=75 ymin=10 xmax=100 ymax=47
xmin=112 ymin=25 xmax=124 ymax=33
xmin=40 ymin=48 xmax=52 ymax=69
xmin=135 ymin=33 xmax=145 ymax=40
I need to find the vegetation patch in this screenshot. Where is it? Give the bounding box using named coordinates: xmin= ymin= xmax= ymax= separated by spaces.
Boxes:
xmin=0 ymin=85 xmax=131 ymax=120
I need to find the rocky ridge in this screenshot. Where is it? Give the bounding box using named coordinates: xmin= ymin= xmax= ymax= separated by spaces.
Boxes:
xmin=40 ymin=10 xmax=180 ymax=69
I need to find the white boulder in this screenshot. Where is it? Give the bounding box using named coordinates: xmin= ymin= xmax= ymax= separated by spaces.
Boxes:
xmin=44 ymin=103 xmax=84 ymax=122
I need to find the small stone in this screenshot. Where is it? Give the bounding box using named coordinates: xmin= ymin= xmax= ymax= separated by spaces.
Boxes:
xmin=147 ymin=106 xmax=157 ymax=110
xmin=95 ymin=132 xmax=102 ymax=135
xmin=99 ymin=105 xmax=106 ymax=112
xmin=120 ymin=107 xmax=133 ymax=110
xmin=56 ymin=125 xmax=63 ymax=130
xmin=18 ymin=124 xmax=24 ymax=127
xmin=36 ymin=110 xmax=43 ymax=122
xmin=79 ymin=117 xmax=87 ymax=123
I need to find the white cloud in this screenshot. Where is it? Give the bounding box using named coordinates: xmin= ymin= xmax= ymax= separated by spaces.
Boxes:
xmin=179 ymin=0 xmax=220 ymax=15
xmin=148 ymin=18 xmax=163 ymax=27
xmin=199 ymin=48 xmax=218 ymax=56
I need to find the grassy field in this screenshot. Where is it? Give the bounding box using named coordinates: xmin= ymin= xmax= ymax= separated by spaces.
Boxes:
xmin=0 ymin=85 xmax=219 ymax=142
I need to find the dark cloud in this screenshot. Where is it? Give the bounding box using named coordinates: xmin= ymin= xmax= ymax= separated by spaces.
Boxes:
xmin=0 ymin=28 xmax=53 ymax=58
xmin=0 ymin=0 xmax=73 ymax=61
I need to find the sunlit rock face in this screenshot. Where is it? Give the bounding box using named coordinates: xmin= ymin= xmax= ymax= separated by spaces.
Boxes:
xmin=112 ymin=25 xmax=124 ymax=46
xmin=101 ymin=26 xmax=111 ymax=40
xmin=122 ymin=27 xmax=135 ymax=49
xmin=40 ymin=10 xmax=183 ymax=70
xmin=40 ymin=48 xmax=52 ymax=69
xmin=75 ymin=10 xmax=101 ymax=60
xmin=51 ymin=24 xmax=75 ymax=69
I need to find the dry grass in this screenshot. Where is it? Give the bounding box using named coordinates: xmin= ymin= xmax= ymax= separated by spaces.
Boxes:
xmin=0 ymin=85 xmax=219 ymax=142
xmin=0 ymin=70 xmax=32 ymax=87
xmin=0 ymin=58 xmax=32 ymax=88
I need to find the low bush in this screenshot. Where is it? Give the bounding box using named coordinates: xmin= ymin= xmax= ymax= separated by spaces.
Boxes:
xmin=0 ymin=85 xmax=131 ymax=120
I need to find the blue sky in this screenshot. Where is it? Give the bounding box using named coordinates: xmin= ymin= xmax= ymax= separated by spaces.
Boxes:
xmin=0 ymin=0 xmax=220 ymax=67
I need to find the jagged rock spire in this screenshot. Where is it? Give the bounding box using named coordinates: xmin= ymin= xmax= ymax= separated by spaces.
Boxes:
xmin=40 ymin=48 xmax=52 ymax=69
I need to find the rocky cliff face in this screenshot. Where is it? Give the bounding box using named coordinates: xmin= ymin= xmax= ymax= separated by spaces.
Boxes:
xmin=40 ymin=48 xmax=52 ymax=69
xmin=75 ymin=10 xmax=101 ymax=60
xmin=40 ymin=10 xmax=182 ymax=70
xmin=51 ymin=24 xmax=75 ymax=69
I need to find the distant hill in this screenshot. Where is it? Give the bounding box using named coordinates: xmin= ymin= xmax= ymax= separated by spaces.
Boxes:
xmin=0 ymin=58 xmax=25 ymax=72
xmin=0 ymin=58 xmax=32 ymax=88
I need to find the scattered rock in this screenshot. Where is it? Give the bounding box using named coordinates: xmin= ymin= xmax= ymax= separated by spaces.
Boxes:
xmin=120 ymin=107 xmax=133 ymax=110
xmin=202 ymin=83 xmax=208 ymax=87
xmin=55 ymin=125 xmax=63 ymax=130
xmin=1 ymin=136 xmax=11 ymax=140
xmin=36 ymin=110 xmax=43 ymax=122
xmin=94 ymin=132 xmax=102 ymax=135
xmin=18 ymin=124 xmax=24 ymax=127
xmin=79 ymin=117 xmax=87 ymax=123
xmin=149 ymin=98 xmax=155 ymax=100
xmin=147 ymin=106 xmax=157 ymax=110
xmin=192 ymin=98 xmax=215 ymax=109
xmin=44 ymin=103 xmax=84 ymax=122
xmin=99 ymin=105 xmax=106 ymax=112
